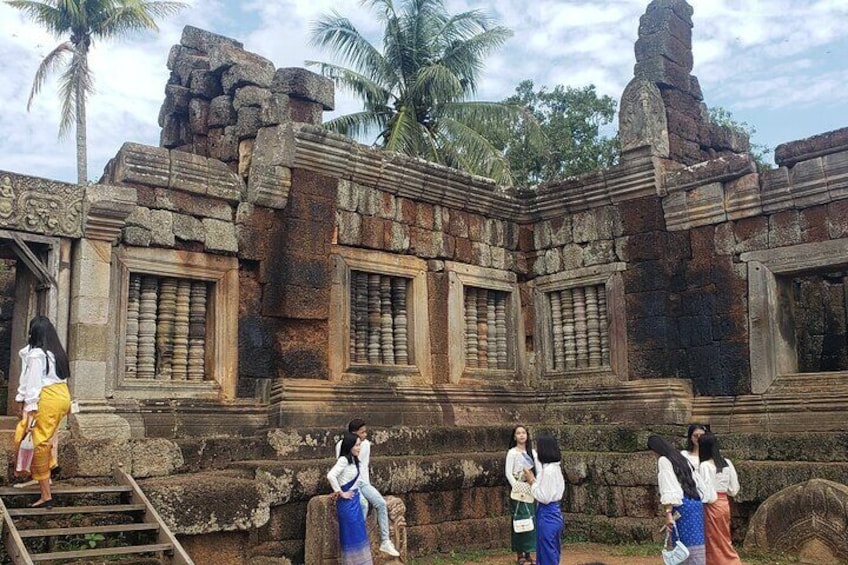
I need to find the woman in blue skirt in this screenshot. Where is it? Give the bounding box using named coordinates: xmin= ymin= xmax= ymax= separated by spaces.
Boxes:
xmin=523 ymin=435 xmax=565 ymax=565
xmin=328 ymin=432 xmax=373 ymax=565
xmin=648 ymin=434 xmax=712 ymax=565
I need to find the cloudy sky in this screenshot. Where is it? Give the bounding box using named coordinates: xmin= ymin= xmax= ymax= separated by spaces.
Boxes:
xmin=1 ymin=0 xmax=847 ymax=183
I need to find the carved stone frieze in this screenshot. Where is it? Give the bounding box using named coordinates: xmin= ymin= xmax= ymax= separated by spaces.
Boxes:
xmin=0 ymin=172 xmax=84 ymax=237
xmin=619 ymin=78 xmax=670 ymax=157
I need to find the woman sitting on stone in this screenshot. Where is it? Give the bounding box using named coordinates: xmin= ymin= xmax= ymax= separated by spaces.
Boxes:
xmin=506 ymin=425 xmax=537 ymax=565
xmin=327 ymin=431 xmax=372 ymax=565
xmin=14 ymin=315 xmax=72 ymax=508
xmin=648 ymin=434 xmax=710 ymax=565
xmin=523 ymin=435 xmax=564 ymax=565
xmin=699 ymin=432 xmax=741 ymax=565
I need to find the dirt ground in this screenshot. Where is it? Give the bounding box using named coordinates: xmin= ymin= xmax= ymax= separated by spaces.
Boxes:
xmin=412 ymin=543 xmax=664 ymax=564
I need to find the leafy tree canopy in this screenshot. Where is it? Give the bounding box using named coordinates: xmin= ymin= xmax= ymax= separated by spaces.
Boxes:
xmin=498 ymin=80 xmax=619 ymax=187
xmin=708 ymin=106 xmax=773 ymax=171
xmin=308 ymin=0 xmax=534 ymax=186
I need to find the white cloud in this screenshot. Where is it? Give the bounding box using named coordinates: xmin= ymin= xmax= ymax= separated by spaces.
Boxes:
xmin=1 ymin=0 xmax=847 ymax=183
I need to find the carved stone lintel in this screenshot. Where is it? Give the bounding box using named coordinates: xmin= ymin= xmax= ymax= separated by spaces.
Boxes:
xmin=0 ymin=172 xmax=85 ymax=237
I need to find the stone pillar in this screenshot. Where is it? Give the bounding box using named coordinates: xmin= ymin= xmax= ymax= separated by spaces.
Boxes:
xmin=68 ymin=184 xmax=136 ymax=440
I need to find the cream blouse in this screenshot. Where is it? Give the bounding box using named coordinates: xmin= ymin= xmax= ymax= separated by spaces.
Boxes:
xmin=531 ymin=461 xmax=564 ymax=505
xmin=657 ymin=456 xmax=716 ymax=506
xmin=700 ymin=459 xmax=740 ymax=496
xmin=505 ymin=447 xmax=536 ymax=488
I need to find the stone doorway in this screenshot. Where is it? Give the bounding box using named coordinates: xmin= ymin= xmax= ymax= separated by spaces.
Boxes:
xmin=0 ymin=231 xmax=63 ymax=416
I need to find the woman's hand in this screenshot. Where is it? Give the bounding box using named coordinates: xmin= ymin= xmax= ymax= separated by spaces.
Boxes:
xmin=339 ymin=491 xmax=354 ymax=499
xmin=665 ymin=510 xmax=675 ymax=529
xmin=523 ymin=468 xmax=535 ymax=483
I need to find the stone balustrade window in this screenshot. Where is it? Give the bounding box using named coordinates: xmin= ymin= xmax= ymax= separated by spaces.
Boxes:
xmin=463 ymin=286 xmax=510 ymax=370
xmin=330 ymin=247 xmax=431 ymax=383
xmin=348 ymin=271 xmax=412 ymax=366
xmin=532 ymin=263 xmax=627 ymax=380
xmin=124 ymin=274 xmax=209 ymax=381
xmin=113 ymin=247 xmax=238 ymax=399
xmin=547 ymin=284 xmax=610 ymax=371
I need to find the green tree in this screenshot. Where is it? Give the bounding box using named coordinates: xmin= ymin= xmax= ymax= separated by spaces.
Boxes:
xmin=8 ymin=0 xmax=185 ymax=185
xmin=308 ymin=0 xmax=532 ymax=185
xmin=708 ymin=106 xmax=773 ymax=171
xmin=500 ymin=80 xmax=619 ymax=186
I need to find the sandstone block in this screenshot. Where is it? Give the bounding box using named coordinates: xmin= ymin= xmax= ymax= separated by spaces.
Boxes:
xmin=149 ymin=209 xmax=175 ymax=247
xmin=236 ymin=106 xmax=262 ymax=140
xmin=188 ymin=98 xmax=210 ymax=134
xmin=272 ymin=68 xmax=334 ymax=110
xmin=173 ymin=213 xmax=205 ymax=242
xmin=172 ymin=53 xmax=209 ymax=88
xmin=234 ymin=85 xmax=272 ymax=110
xmin=208 ymin=158 xmax=244 ymax=202
xmin=247 ymin=165 xmax=291 ymax=209
xmin=170 ymin=150 xmax=208 ymax=195
xmin=180 ymin=25 xmax=243 ymax=53
xmin=111 ymin=143 xmax=171 ymax=188
xmin=775 ymin=125 xmax=848 ymax=167
xmin=189 ymin=69 xmax=223 ymax=99
xmin=122 ymin=226 xmax=152 ymax=246
xmin=336 ymin=210 xmax=362 ymax=246
xmin=203 ymin=218 xmax=238 ymax=253
xmin=260 ymin=93 xmax=292 ymax=126
xmin=209 ymin=95 xmax=237 ymax=127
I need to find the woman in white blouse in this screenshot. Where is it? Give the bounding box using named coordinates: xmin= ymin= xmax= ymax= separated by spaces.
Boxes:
xmin=505 ymin=425 xmax=537 ymax=565
xmin=698 ymin=432 xmax=741 ymax=565
xmin=648 ymin=435 xmax=709 ymax=565
xmin=681 ymin=423 xmax=708 ymax=471
xmin=327 ymin=432 xmax=372 ymax=565
xmin=523 ymin=435 xmax=564 ymax=565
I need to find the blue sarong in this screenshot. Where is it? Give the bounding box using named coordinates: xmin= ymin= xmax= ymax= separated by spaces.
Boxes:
xmin=535 ymin=501 xmax=563 ymax=565
xmin=337 ymin=471 xmax=372 ymax=565
xmin=672 ymin=495 xmax=705 ymax=565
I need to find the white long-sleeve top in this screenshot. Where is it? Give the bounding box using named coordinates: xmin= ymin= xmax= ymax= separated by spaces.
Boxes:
xmin=657 ymin=456 xmax=717 ymax=506
xmin=681 ymin=450 xmax=699 ymax=471
xmin=15 ymin=346 xmax=63 ymax=412
xmin=531 ymin=462 xmax=565 ymax=505
xmin=327 ymin=456 xmax=361 ymax=493
xmin=335 ymin=439 xmax=371 ymax=486
xmin=505 ymin=447 xmax=537 ymax=488
xmin=700 ymin=459 xmax=740 ymax=496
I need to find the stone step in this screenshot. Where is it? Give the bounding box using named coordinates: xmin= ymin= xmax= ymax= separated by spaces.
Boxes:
xmin=30 ymin=543 xmax=173 ymax=562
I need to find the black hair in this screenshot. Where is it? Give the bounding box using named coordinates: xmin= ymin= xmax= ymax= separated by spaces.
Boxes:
xmin=28 ymin=315 xmax=70 ymax=380
xmin=338 ymin=432 xmax=360 ymax=466
xmin=685 ymin=423 xmax=709 ymax=452
xmin=647 ymin=435 xmax=700 ymax=500
xmin=509 ymin=425 xmax=536 ymax=474
xmin=535 ymin=435 xmax=561 ymax=464
xmin=347 ymin=418 xmax=366 ymax=433
xmin=698 ymin=431 xmax=728 ymax=471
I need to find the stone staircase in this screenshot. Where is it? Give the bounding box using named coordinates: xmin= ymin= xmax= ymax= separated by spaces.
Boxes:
xmin=0 ymin=467 xmax=192 ymax=564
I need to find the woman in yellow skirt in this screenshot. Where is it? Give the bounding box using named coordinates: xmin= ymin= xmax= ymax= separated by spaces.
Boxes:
xmin=15 ymin=316 xmax=71 ymax=508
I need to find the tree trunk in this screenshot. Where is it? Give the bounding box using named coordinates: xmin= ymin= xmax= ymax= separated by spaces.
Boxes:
xmin=75 ymin=46 xmax=88 ymax=186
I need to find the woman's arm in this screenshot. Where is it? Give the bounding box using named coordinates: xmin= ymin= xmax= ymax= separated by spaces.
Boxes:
xmin=726 ymin=459 xmax=740 ymax=497
xmin=505 ymin=449 xmax=517 ymax=487
xmin=327 ymin=457 xmax=347 ymax=493
xmin=657 ymin=457 xmax=683 ymax=507
xmin=18 ymin=351 xmax=45 ymax=413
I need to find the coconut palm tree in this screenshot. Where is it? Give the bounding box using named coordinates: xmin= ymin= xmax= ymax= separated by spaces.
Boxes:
xmin=7 ymin=0 xmax=185 ymax=185
xmin=308 ymin=0 xmax=533 ymax=186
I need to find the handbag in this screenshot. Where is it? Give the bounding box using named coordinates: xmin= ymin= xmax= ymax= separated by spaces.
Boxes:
xmin=16 ymin=426 xmax=35 ymax=474
xmin=510 ymin=480 xmax=535 ymax=504
xmin=512 ymin=501 xmax=534 ymax=533
xmin=662 ymin=522 xmax=690 ymax=565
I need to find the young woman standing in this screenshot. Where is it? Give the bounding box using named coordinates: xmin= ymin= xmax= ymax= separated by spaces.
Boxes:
xmin=648 ymin=434 xmax=710 ymax=565
xmin=328 ymin=432 xmax=372 ymax=565
xmin=14 ymin=316 xmax=71 ymax=508
xmin=699 ymin=432 xmax=742 ymax=565
xmin=681 ymin=423 xmax=708 ymax=470
xmin=523 ymin=435 xmax=564 ymax=565
xmin=505 ymin=425 xmax=537 ymax=565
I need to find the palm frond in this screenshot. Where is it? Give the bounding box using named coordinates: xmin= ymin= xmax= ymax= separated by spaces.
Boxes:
xmin=436 ymin=116 xmax=514 ymax=185
xmin=305 ymin=61 xmax=393 ymax=110
xmin=6 ymin=0 xmax=68 ymax=35
xmin=56 ymin=48 xmax=93 ymax=138
xmin=95 ymin=1 xmax=186 ymax=38
xmin=439 ymin=27 xmax=512 ymax=94
xmin=26 ymin=40 xmax=73 ymax=110
xmin=309 ymin=13 xmax=395 ymax=88
xmin=382 ymin=104 xmax=420 ymax=156
xmin=322 ymin=110 xmax=388 ymax=141
xmin=408 ymin=63 xmax=463 ymax=105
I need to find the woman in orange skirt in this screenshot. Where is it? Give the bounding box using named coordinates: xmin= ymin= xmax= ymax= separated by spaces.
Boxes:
xmin=698 ymin=432 xmax=741 ymax=565
xmin=14 ymin=316 xmax=72 ymax=508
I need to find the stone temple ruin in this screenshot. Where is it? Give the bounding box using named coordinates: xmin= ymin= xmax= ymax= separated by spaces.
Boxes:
xmin=2 ymin=0 xmax=848 ymax=563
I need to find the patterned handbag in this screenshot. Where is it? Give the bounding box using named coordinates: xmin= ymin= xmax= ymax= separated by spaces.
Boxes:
xmin=510 ymin=480 xmax=534 ymax=504
xmin=662 ymin=522 xmax=689 ymax=565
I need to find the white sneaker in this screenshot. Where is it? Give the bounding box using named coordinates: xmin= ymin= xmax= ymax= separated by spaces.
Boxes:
xmin=379 ymin=540 xmax=400 ymax=557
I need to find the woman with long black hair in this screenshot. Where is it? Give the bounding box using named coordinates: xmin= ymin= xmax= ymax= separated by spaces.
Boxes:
xmin=505 ymin=425 xmax=537 ymax=565
xmin=699 ymin=432 xmax=741 ymax=565
xmin=327 ymin=431 xmax=372 ymax=565
xmin=14 ymin=315 xmax=71 ymax=508
xmin=648 ymin=434 xmax=711 ymax=565
xmin=523 ymin=435 xmax=564 ymax=565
